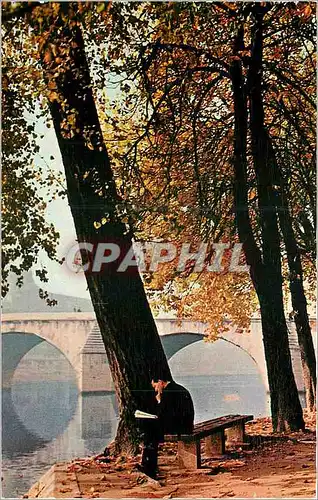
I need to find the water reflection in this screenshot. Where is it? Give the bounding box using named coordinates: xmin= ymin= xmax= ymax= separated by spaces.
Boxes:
xmin=1 ymin=383 xmax=119 ymax=498
xmin=80 ymin=392 xmax=118 ymax=442
xmin=2 ymin=389 xmax=48 ymax=459
xmin=10 ymin=381 xmax=78 ymax=441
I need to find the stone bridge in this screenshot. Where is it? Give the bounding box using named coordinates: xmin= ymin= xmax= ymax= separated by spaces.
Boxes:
xmin=2 ymin=312 xmax=315 ymax=393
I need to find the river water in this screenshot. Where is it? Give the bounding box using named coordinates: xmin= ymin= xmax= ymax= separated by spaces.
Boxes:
xmin=2 ymin=371 xmax=270 ymax=498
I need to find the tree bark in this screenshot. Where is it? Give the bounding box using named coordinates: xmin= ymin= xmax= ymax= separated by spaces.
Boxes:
xmin=261 ymin=135 xmax=316 ymax=410
xmin=261 ymin=133 xmax=316 ymax=411
xmin=246 ymin=9 xmax=304 ymax=431
xmin=230 ymin=18 xmax=304 ymax=431
xmin=247 ymin=4 xmax=316 ymax=413
xmin=34 ymin=12 xmax=171 ymax=453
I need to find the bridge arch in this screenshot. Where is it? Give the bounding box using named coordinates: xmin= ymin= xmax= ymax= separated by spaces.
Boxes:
xmin=161 ymin=332 xmax=261 ymax=374
xmin=2 ymin=331 xmax=78 ymax=389
xmin=160 ymin=333 xmax=204 ymax=360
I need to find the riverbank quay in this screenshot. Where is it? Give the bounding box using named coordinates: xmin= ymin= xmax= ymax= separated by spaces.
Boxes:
xmin=26 ymin=412 xmax=316 ymax=499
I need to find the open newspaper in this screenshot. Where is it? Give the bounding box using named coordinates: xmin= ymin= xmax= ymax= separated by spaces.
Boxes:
xmin=134 ymin=410 xmax=158 ymax=419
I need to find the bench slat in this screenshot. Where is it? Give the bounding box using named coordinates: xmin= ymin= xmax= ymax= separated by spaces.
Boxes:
xmin=194 ymin=414 xmax=252 ymax=428
xmin=165 ymin=414 xmax=253 ymax=442
xmin=194 ymin=414 xmax=253 ymax=433
xmin=193 ymin=414 xmax=242 ymax=430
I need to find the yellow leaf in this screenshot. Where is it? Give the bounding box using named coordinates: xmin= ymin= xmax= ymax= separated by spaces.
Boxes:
xmin=303 ymin=5 xmax=312 ymax=18
xmin=48 ymin=81 xmax=57 ymax=90
xmin=48 ymin=91 xmax=59 ymax=102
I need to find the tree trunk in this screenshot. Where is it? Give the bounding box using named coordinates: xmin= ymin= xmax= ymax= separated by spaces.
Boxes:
xmin=268 ymin=151 xmax=316 ymax=410
xmin=230 ymin=20 xmax=304 ymax=431
xmin=268 ymin=153 xmax=316 ymax=411
xmin=34 ymin=11 xmax=171 ymax=453
xmin=256 ymin=270 xmax=305 ymax=431
xmin=248 ymin=8 xmax=315 ymax=413
xmin=247 ymin=9 xmax=304 ymax=431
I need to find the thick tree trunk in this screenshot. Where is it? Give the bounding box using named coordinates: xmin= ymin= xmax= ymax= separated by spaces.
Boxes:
xmin=256 ymin=270 xmax=305 ymax=431
xmin=248 ymin=8 xmax=315 ymax=414
xmin=35 ymin=12 xmax=171 ymax=453
xmin=247 ymin=10 xmax=304 ymax=430
xmin=230 ymin=22 xmax=304 ymax=432
xmin=271 ymin=161 xmax=316 ymax=410
xmin=271 ymin=167 xmax=316 ymax=410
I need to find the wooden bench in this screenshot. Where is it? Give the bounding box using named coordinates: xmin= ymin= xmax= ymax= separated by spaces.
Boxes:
xmin=165 ymin=414 xmax=253 ymax=469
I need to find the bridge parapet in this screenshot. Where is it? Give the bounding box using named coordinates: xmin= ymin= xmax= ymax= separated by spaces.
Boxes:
xmin=155 ymin=318 xmax=208 ymax=336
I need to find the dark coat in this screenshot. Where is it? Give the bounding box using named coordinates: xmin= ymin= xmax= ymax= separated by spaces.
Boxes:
xmin=154 ymin=381 xmax=194 ymax=438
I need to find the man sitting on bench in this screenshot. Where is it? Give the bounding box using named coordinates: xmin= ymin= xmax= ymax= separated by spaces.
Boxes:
xmin=137 ymin=377 xmax=194 ymax=479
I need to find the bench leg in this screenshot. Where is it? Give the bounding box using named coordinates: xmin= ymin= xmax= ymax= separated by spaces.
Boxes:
xmin=177 ymin=440 xmax=201 ymax=469
xmin=226 ymin=423 xmax=245 ymax=443
xmin=204 ymin=431 xmax=225 ymax=456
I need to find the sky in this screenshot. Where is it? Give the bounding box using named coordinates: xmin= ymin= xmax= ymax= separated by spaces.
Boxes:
xmin=33 ymin=120 xmax=90 ymax=299
xmin=30 ymin=72 xmax=121 ymax=299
